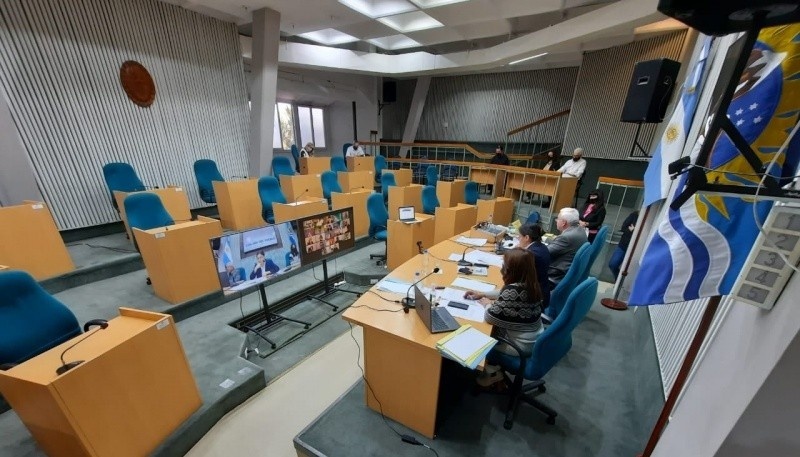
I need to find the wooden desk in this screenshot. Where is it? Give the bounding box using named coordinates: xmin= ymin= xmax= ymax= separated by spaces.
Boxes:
xmin=0 ymin=308 xmax=202 ymax=457
xmin=434 ymin=204 xmax=478 ymax=244
xmin=342 ymin=237 xmax=495 ymax=438
xmin=273 ymin=198 xmax=328 ymax=223
xmin=213 ymin=179 xmax=264 ymax=231
xmin=504 ymin=171 xmax=577 ymax=212
xmin=387 ymin=214 xmax=435 ymax=271
xmin=134 ymin=217 xmax=223 ymax=305
xmin=0 ymin=201 xmax=74 ymax=279
xmin=382 ymin=169 xmax=412 ymax=187
xmin=476 ymin=197 xmax=514 ymax=226
xmin=436 ymin=179 xmax=467 ymax=208
xmin=338 ymin=171 xmax=375 ymax=193
xmin=469 ymin=167 xmax=506 ymax=198
xmin=332 ymin=190 xmax=373 ymax=238
xmin=388 ymin=184 xmax=423 ymax=220
xmin=347 ymin=156 xmax=375 ymax=173
xmin=300 ymin=157 xmax=330 ymax=175
xmin=279 ymin=174 xmax=323 ymax=202
xmin=114 ymin=188 xmax=192 ymax=242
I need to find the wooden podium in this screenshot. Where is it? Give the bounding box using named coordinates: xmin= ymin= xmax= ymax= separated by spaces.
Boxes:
xmin=476 ymin=197 xmax=514 ymax=226
xmin=436 ymin=179 xmax=467 ymax=208
xmin=300 ymin=157 xmax=330 ymax=175
xmin=347 ymin=156 xmax=375 ymax=173
xmin=382 ymin=169 xmax=412 ymax=187
xmin=470 ymin=167 xmax=506 ymax=197
xmin=0 ymin=308 xmax=202 ymax=457
xmin=338 ymin=171 xmax=375 ymax=193
xmin=114 ymin=188 xmax=192 ymax=242
xmin=279 ymin=174 xmax=323 ymax=202
xmin=133 ymin=216 xmax=223 ymax=304
xmin=213 ymin=179 xmax=264 ymax=230
xmin=504 ymin=170 xmax=577 ymax=212
xmin=332 ymin=190 xmax=372 ymax=238
xmin=273 ymin=198 xmax=328 ymax=223
xmin=387 ymin=214 xmax=434 ymax=270
xmin=0 ymin=201 xmax=74 ymax=279
xmin=388 ymin=184 xmax=423 ymax=220
xmin=434 ymin=204 xmax=478 ymax=244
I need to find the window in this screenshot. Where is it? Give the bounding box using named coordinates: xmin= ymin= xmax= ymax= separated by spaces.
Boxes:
xmin=276 ymin=102 xmax=295 ymax=150
xmin=298 ymin=105 xmax=327 ymax=148
xmin=311 ymin=107 xmax=326 ymax=148
xmin=271 ymin=102 xmax=327 ymax=150
xmin=272 ymin=105 xmax=282 ymax=149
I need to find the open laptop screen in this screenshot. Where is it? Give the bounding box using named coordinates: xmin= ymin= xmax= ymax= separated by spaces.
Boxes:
xmin=399 ymin=206 xmax=415 ymax=221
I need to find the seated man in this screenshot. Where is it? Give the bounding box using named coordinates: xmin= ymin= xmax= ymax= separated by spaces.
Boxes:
xmin=546 ymin=207 xmax=587 ymax=286
xmin=225 ymin=263 xmax=244 ymax=287
xmin=345 ymin=141 xmax=366 ymax=157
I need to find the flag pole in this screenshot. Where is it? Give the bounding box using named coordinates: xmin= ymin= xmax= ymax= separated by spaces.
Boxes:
xmin=638 ymin=295 xmax=722 ymax=456
xmin=601 ymin=206 xmax=651 ymax=311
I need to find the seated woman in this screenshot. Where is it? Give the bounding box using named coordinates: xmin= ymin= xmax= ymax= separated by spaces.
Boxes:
xmin=464 ymin=249 xmax=544 ymax=388
xmin=516 ymin=223 xmax=551 ymax=312
xmin=579 ymin=189 xmax=606 ymax=242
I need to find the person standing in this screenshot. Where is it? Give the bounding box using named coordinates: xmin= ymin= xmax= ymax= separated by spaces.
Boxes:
xmin=547 ymin=207 xmax=587 ymax=287
xmin=487 ymin=146 xmax=509 ymax=194
xmin=557 ymin=147 xmax=587 ymax=179
xmin=578 ymin=189 xmax=606 ymax=243
xmin=608 ymin=211 xmax=639 ymax=278
xmin=345 ymin=141 xmax=365 ymax=157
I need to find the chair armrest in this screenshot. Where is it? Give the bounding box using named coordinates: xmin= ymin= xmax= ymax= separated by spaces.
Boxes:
xmin=83 ymin=319 xmax=109 ymax=332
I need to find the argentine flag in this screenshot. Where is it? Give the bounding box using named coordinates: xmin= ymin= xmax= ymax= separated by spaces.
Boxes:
xmin=643 ymin=36 xmax=713 ymax=207
xmin=221 ymin=238 xmax=234 ymax=266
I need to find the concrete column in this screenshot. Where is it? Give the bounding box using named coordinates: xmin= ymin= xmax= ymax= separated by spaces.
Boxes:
xmin=399 ymin=76 xmax=431 ymax=158
xmin=0 ymin=95 xmax=42 ymax=205
xmin=248 ymin=8 xmax=280 ymax=177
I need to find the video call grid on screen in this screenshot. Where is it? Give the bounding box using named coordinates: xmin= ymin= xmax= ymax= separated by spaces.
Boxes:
xmin=297 ymin=207 xmax=355 ymax=265
xmin=210 ymin=222 xmax=301 ymax=294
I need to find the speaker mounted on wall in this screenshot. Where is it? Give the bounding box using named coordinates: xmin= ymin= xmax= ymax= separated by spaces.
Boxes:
xmin=620 ymin=58 xmax=681 ymax=124
xmin=657 ymin=0 xmax=800 ymax=35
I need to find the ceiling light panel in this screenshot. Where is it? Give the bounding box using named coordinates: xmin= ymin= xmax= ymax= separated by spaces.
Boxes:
xmin=377 ymin=10 xmax=445 ymax=33
xmin=337 ymin=0 xmax=418 ymax=19
xmin=297 ymin=28 xmax=360 ymax=46
xmin=367 ymin=34 xmax=423 ymax=50
xmin=408 ymin=0 xmax=471 ymax=8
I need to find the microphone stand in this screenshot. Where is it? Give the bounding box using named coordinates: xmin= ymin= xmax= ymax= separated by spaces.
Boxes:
xmin=458 ymin=246 xmax=474 ymax=266
xmin=402 ymin=268 xmax=440 ymax=312
xmin=294 ymin=188 xmax=309 ymax=205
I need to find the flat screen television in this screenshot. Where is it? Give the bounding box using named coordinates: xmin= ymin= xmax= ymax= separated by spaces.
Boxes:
xmin=209 ymin=222 xmax=301 ymax=294
xmin=297 ymin=208 xmax=355 ymax=264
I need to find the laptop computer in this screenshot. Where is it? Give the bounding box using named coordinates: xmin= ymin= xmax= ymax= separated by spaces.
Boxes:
xmin=414 ymin=286 xmax=460 ymax=333
xmin=399 ymin=206 xmax=416 ymax=223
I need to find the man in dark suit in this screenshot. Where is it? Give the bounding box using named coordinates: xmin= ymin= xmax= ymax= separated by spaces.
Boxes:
xmin=547 ymin=207 xmax=587 ymax=286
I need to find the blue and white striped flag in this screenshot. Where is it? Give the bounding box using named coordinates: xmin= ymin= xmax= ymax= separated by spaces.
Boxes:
xmin=643 ymin=36 xmax=713 ymax=207
xmin=221 ymin=238 xmax=234 ymax=266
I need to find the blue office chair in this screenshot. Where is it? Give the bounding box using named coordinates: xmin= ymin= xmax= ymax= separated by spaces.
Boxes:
xmin=525 ymin=211 xmax=541 ymax=225
xmin=464 ymin=181 xmax=479 ymax=205
xmin=381 ymin=173 xmax=396 ymax=203
xmin=331 ymin=156 xmax=348 ymax=173
xmin=0 ymin=270 xmax=107 ymax=369
xmin=272 ymin=156 xmax=296 ymax=179
xmin=193 ymin=159 xmax=225 ymax=204
xmin=235 ymin=267 xmax=246 ymax=282
xmin=545 ymin=242 xmax=591 ymax=321
xmin=321 ymin=170 xmax=342 ymax=205
xmin=290 ymin=145 xmax=301 ymax=172
xmin=374 ymin=155 xmax=387 ymax=183
xmin=426 ymin=166 xmax=439 ymax=187
xmin=367 ymin=193 xmax=388 ymax=265
xmin=257 ymin=177 xmax=287 ymax=224
xmin=285 ymin=252 xmax=294 ymax=267
xmin=422 ymin=185 xmax=439 ymax=215
xmin=342 ymin=143 xmax=352 ymax=158
xmin=124 ymin=193 xmax=175 ymax=235
xmin=585 ymin=225 xmax=609 ymax=276
xmin=488 ymin=277 xmax=598 ymax=429
xmin=102 ymin=162 xmax=145 ymax=210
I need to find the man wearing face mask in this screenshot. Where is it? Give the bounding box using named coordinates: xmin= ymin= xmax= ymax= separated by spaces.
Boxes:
xmin=486 ymin=146 xmax=509 ymax=194
xmin=557 ymin=147 xmax=587 ymax=179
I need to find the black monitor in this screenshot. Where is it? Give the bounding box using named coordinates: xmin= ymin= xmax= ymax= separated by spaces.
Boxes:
xmin=297 ymin=208 xmax=355 ymax=264
xmin=210 ymin=222 xmax=301 ymax=294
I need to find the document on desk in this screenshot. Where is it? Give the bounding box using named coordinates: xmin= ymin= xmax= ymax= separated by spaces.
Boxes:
xmin=376 ymin=278 xmax=411 ymax=295
xmin=455 ymin=236 xmax=487 ymax=247
xmin=451 ymin=277 xmax=496 ymax=293
xmin=436 ymin=325 xmax=497 ymax=370
xmin=464 ymin=251 xmax=503 ymax=267
xmin=439 ymin=288 xmax=485 ymax=323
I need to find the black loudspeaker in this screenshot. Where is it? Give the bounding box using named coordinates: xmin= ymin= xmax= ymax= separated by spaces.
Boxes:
xmin=620 ymin=58 xmax=681 ymax=124
xmin=658 ymin=0 xmax=800 ymax=36
xmin=382 ymin=81 xmax=396 ymax=103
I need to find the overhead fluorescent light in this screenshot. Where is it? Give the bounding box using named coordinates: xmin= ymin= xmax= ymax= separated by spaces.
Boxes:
xmin=408 ymin=0 xmax=470 ymax=8
xmin=377 ymin=10 xmax=444 ymax=33
xmin=338 ymin=0 xmax=417 ymax=19
xmin=297 ymin=28 xmax=360 ymax=46
xmin=509 ymin=52 xmax=548 ymax=65
xmin=367 ymin=34 xmax=423 ymax=50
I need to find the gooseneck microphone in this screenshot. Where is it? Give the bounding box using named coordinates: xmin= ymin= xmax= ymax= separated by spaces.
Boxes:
xmin=402 ymin=267 xmax=441 ymax=311
xmin=56 ymin=320 xmax=109 ymax=375
xmin=294 ymin=188 xmax=310 ymax=205
xmin=458 ymin=246 xmax=474 ymax=267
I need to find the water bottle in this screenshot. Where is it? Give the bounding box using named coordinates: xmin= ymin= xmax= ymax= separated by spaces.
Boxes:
xmin=422 ymin=249 xmax=430 ymax=275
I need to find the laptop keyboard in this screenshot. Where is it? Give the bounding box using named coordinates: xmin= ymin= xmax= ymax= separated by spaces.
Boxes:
xmin=431 ymin=307 xmax=459 ymax=331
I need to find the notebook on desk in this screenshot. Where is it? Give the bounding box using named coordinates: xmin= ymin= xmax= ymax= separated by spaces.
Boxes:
xmin=414 ymin=286 xmax=459 ymax=333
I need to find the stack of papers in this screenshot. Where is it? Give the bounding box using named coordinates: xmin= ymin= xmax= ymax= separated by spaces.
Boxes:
xmin=375 ymin=278 xmax=411 ymax=294
xmin=448 ymin=251 xmax=503 ymax=267
xmin=436 ymin=325 xmax=497 ymax=370
xmin=455 ymin=236 xmax=487 ymax=247
xmin=451 ymin=277 xmax=495 ymax=293
xmin=438 ymin=287 xmax=485 ymax=323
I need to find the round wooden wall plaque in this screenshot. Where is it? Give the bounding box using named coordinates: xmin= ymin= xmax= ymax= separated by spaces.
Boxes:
xmin=119 ymin=61 xmax=155 ymax=107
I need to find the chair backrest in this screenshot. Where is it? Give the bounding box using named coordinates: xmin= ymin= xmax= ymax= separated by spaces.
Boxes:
xmin=441 ymin=165 xmax=458 ymax=181
xmin=0 ymin=270 xmax=81 ymax=366
xmin=290 ymin=145 xmax=301 ymax=172
xmin=426 ymin=166 xmax=439 ymax=187
xmin=272 ymin=156 xmax=296 ymax=178
xmin=374 ymin=155 xmax=387 ymax=178
xmin=102 ymin=163 xmax=145 ymax=206
xmin=235 ymin=267 xmax=246 ymax=281
xmin=464 ymin=181 xmax=479 ymax=205
xmin=193 ymin=159 xmax=225 ymax=204
xmin=381 ymin=173 xmax=396 ymax=201
xmin=422 ymin=185 xmax=440 ymax=215
xmin=124 ymin=193 xmax=175 ymax=233
xmin=257 ymin=176 xmax=287 ymax=223
xmin=342 ymin=143 xmax=352 ymax=158
xmin=330 ymin=156 xmax=348 ymax=173
xmin=525 ymin=277 xmax=598 ymax=380
xmin=285 ymin=252 xmax=293 ymax=267
xmin=321 ymin=170 xmax=342 ymax=201
xmin=585 ymin=225 xmax=609 ymax=279
xmin=546 ymin=242 xmax=591 ymax=319
xmin=367 ymin=193 xmax=389 ymax=237
xmin=526 ymin=211 xmax=541 ymax=225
